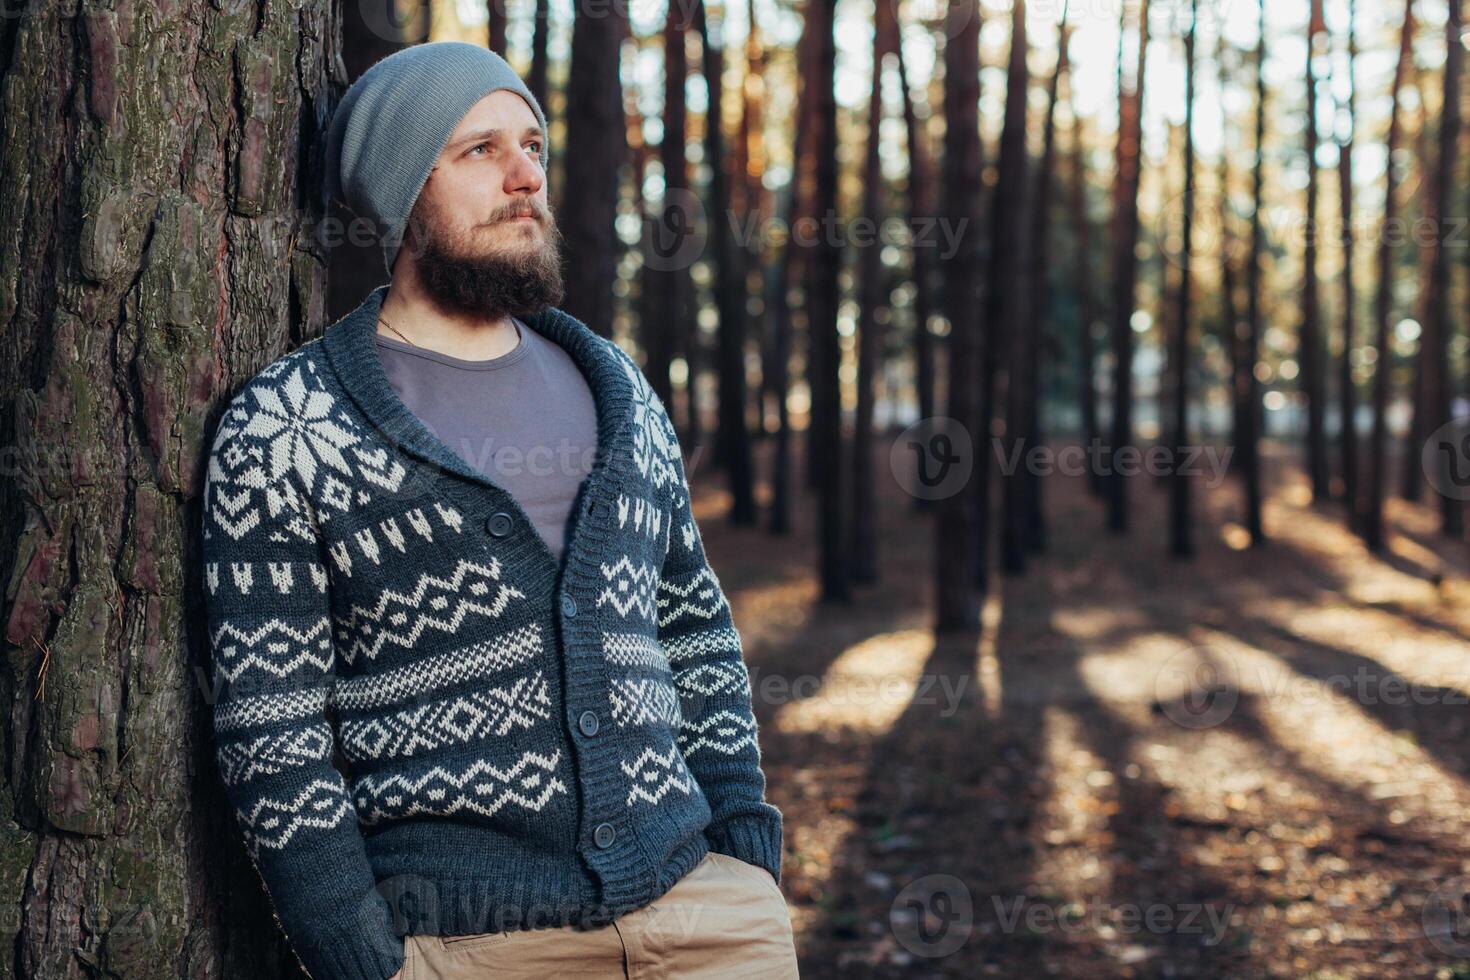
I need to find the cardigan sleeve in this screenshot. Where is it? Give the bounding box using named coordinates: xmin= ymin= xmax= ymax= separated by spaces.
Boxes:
xmin=201 ymin=388 xmax=405 ymax=980
xmin=654 ymin=413 xmax=784 ymax=885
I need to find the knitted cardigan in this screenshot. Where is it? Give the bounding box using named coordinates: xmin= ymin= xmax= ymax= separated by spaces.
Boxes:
xmin=202 ymin=284 xmax=782 ymax=980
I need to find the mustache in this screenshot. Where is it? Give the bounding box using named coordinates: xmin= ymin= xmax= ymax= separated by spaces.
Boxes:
xmin=491 ymin=200 xmax=550 ymax=224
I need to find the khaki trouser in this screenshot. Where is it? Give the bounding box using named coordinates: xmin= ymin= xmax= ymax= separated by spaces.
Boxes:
xmin=401 ymin=851 xmax=800 ymax=979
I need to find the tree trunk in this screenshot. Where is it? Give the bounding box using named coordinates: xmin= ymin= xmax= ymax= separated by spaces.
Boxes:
xmin=1 ymin=1 xmax=340 ymax=975
xmin=1337 ymin=0 xmax=1360 ymax=526
xmin=738 ymin=0 xmax=769 ymax=458
xmin=768 ymin=0 xmax=823 ymax=538
xmin=1402 ymin=67 xmax=1435 ymax=503
xmin=529 ymin=0 xmax=551 ymax=113
xmin=811 ymin=0 xmax=849 ymax=601
xmin=1020 ymin=10 xmax=1069 ymax=556
xmin=1170 ymin=0 xmax=1197 ymax=558
xmin=1419 ymin=0 xmax=1464 ymax=537
xmin=562 ymin=2 xmax=627 ymax=340
xmin=1301 ymin=0 xmax=1330 ymax=502
xmin=997 ymin=0 xmax=1033 ymax=575
xmin=934 ymin=0 xmax=985 ymax=630
xmin=1068 ymin=98 xmax=1102 ymax=498
xmin=851 ymin=0 xmax=897 ymax=582
xmin=1217 ymin=33 xmax=1246 ymax=491
xmin=696 ymin=0 xmax=757 ymax=524
xmin=1241 ymin=0 xmax=1268 ymax=544
xmin=1365 ymin=0 xmax=1416 ymax=550
xmin=487 ymin=0 xmax=508 ymax=57
xmin=895 ymin=23 xmax=938 ymax=510
xmin=328 ymin=0 xmax=427 ymax=321
xmin=644 ymin=2 xmax=689 ymax=425
xmin=1106 ymin=0 xmax=1151 ymax=533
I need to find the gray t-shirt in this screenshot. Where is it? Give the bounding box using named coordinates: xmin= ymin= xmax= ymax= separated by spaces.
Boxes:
xmin=375 ymin=317 xmax=599 ymax=563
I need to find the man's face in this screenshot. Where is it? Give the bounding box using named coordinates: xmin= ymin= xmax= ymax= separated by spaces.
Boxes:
xmin=401 ymin=89 xmax=565 ymax=319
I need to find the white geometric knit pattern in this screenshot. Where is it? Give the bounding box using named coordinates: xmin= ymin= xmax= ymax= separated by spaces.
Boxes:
xmin=236 ymin=778 xmax=357 ymax=855
xmin=596 ymin=556 xmax=659 ymax=622
xmin=206 ymin=354 xmax=408 ymax=538
xmin=616 ymin=346 xmax=680 ymax=493
xmin=335 ymin=558 xmax=527 ymax=664
xmin=214 ymin=685 xmax=330 ymax=734
xmin=339 ymin=672 xmax=553 ymax=762
xmin=332 ymin=624 xmax=544 ymax=713
xmin=619 ymin=743 xmax=696 ymax=806
xmin=211 ymin=616 xmax=333 ymax=681
xmin=656 ymin=567 xmax=728 ymax=628
xmin=602 ymin=632 xmax=673 ymax=669
xmin=677 ymin=709 xmax=759 ymax=757
xmin=608 ymin=677 xmax=683 ymax=728
xmin=352 ymin=749 xmax=569 ymax=825
xmin=218 ymin=724 xmax=336 ymax=785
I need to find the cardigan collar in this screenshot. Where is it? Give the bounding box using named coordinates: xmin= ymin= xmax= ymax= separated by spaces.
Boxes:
xmin=321 ymin=283 xmax=635 ymax=498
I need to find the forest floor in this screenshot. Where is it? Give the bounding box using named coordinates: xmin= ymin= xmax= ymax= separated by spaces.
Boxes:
xmin=689 ymin=436 xmax=1470 ymax=979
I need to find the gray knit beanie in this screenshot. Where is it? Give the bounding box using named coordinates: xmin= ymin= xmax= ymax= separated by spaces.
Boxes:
xmin=324 ymin=41 xmax=550 ymax=275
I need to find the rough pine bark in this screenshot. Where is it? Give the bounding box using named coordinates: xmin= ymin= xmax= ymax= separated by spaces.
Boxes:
xmin=1 ymin=1 xmax=342 ymax=976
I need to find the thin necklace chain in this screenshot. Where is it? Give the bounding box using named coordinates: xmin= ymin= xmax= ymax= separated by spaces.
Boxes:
xmin=379 ymin=312 xmax=522 ymax=351
xmin=378 ymin=313 xmax=415 ymax=347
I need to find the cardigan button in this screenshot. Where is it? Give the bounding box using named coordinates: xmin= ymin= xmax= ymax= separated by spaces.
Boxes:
xmin=578 ymin=710 xmax=600 ymax=737
xmin=561 ymin=594 xmax=578 ymax=618
xmin=486 ymin=512 xmax=514 ymax=537
xmin=593 ymin=822 xmax=616 ymax=848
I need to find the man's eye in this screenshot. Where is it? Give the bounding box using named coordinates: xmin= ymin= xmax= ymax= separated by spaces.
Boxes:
xmin=528 ymin=140 xmax=542 ymax=153
xmin=471 ymin=142 xmax=490 ymax=156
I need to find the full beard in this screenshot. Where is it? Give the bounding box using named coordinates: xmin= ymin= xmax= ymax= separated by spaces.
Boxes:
xmin=412 ymin=208 xmax=567 ymax=321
